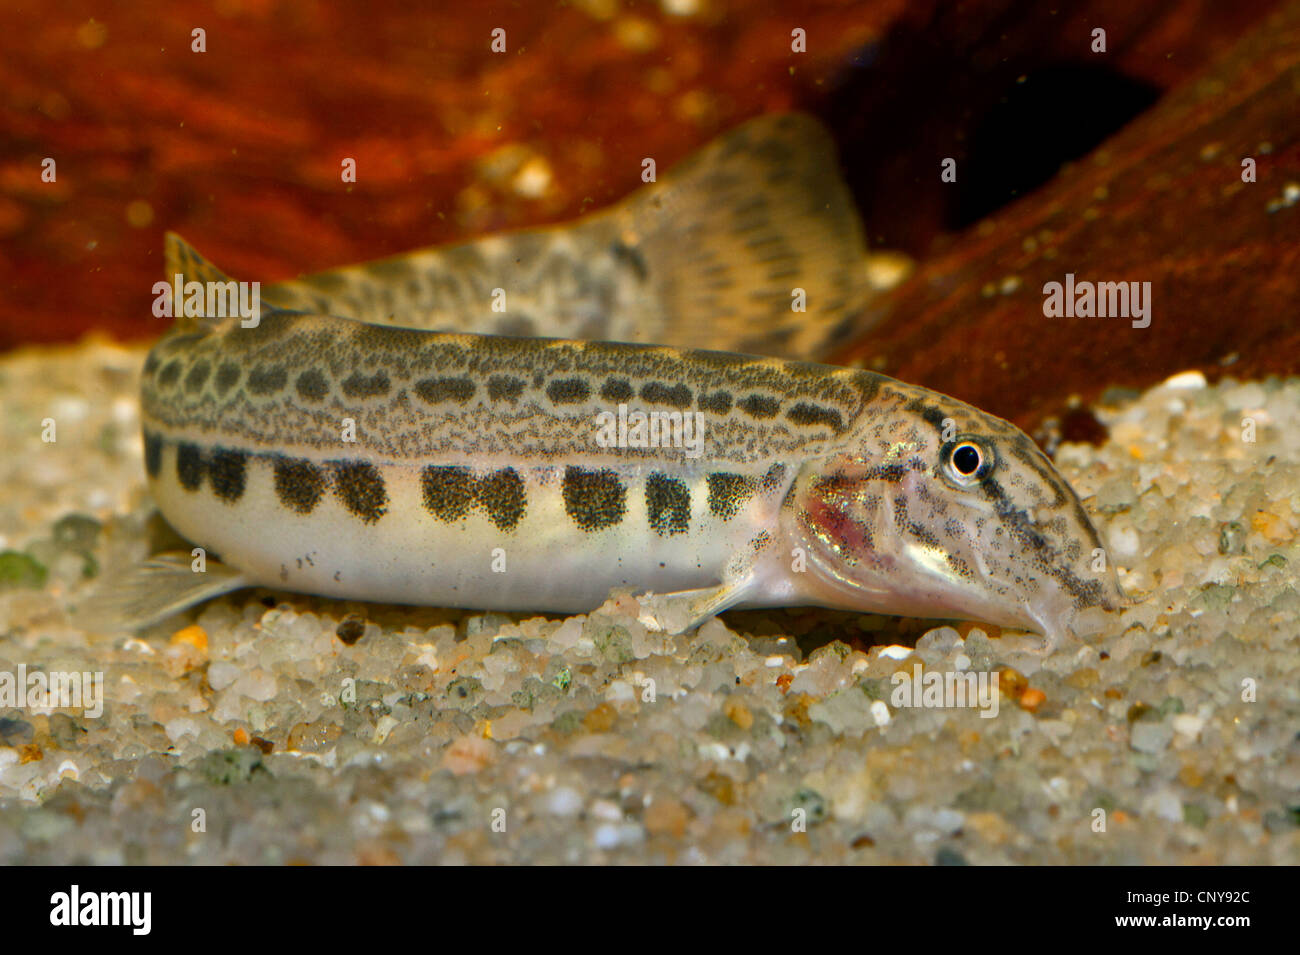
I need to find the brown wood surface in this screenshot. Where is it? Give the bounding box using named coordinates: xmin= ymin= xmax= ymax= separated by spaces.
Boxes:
xmin=831 ymin=0 xmax=1300 ymax=431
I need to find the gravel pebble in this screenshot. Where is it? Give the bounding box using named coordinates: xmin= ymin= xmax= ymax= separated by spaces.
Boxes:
xmin=0 ymin=346 xmax=1297 ymax=863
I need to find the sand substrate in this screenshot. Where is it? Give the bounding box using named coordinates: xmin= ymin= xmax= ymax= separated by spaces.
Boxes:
xmin=0 ymin=340 xmax=1296 ymax=864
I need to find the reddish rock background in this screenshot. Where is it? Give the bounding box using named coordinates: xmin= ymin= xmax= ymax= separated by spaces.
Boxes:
xmin=1 ymin=0 xmax=1294 ymax=428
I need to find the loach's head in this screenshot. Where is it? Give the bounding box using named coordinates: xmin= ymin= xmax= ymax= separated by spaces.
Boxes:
xmin=787 ymin=381 xmax=1125 ymax=648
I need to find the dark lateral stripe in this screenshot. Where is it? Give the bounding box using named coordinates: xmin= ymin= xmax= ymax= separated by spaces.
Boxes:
xmin=738 ymin=394 xmax=780 ymax=419
xmin=562 ymin=466 xmax=626 ymax=532
xmin=214 ymin=362 xmax=242 ymax=395
xmin=295 ymin=369 xmax=329 ymax=401
xmin=487 ymin=375 xmax=525 ymax=402
xmin=646 ymin=473 xmax=690 ymax=535
xmin=640 ymin=381 xmax=693 ymax=409
xmin=207 ymin=448 xmax=248 ymax=502
xmin=414 ymin=376 xmax=476 ymax=404
xmin=275 ymin=458 xmax=326 ymax=514
xmin=600 ymin=378 xmax=634 ymax=402
xmin=351 ymin=323 xmax=427 ymax=353
xmin=365 ymin=257 xmax=415 ymax=280
xmin=183 ymin=360 xmax=211 ymax=394
xmin=341 ymin=370 xmax=391 ymax=398
xmin=143 ymin=431 xmax=163 ymax=478
xmin=176 ymin=442 xmax=204 ymax=490
xmin=698 ymin=391 xmax=733 ymax=414
xmin=331 ymin=461 xmax=388 ymax=523
xmin=157 ymin=359 xmax=183 ymax=389
xmin=247 ymin=364 xmax=288 ymax=396
xmin=707 ymin=472 xmax=756 ymax=520
xmin=547 ymin=377 xmax=591 ymax=405
xmin=786 ymin=401 xmax=844 ymax=431
xmin=477 ymin=468 xmax=527 ymax=531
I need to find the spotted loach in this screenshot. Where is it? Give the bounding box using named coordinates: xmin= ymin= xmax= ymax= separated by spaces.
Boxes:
xmin=92 ymin=113 xmax=1125 ymax=648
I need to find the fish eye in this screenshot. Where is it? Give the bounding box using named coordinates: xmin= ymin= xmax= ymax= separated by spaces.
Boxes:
xmin=952 ymin=443 xmax=981 ymax=475
xmin=943 ymin=438 xmax=992 ymax=486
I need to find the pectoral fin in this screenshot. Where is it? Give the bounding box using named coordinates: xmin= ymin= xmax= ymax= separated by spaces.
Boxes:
xmin=636 ymin=578 xmax=753 ymax=635
xmin=74 ymin=552 xmax=249 ymax=631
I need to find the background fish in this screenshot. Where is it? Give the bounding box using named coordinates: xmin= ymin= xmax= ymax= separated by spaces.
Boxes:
xmin=251 ymin=113 xmax=877 ymax=359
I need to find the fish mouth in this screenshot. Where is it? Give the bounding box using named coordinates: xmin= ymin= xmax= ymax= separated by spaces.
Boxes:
xmin=1021 ymin=597 xmax=1076 ymax=651
xmin=793 ymin=546 xmax=1090 ymax=649
xmin=1022 ymin=565 xmax=1129 ymax=649
xmin=789 ymin=466 xmax=1123 ymax=646
xmin=795 ymin=535 xmax=1046 ymax=637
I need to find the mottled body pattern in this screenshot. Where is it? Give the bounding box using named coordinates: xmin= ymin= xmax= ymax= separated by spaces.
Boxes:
xmin=106 ymin=113 xmax=1123 ymax=646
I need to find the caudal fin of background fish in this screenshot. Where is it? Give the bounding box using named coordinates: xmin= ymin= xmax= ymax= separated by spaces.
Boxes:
xmin=606 ymin=111 xmax=877 ymax=358
xmin=250 ymin=112 xmax=887 ymax=360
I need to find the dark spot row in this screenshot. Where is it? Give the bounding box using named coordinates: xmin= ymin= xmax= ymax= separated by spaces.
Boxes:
xmin=420 ymin=465 xmax=527 ymax=531
xmin=148 ymin=431 xmax=390 ymax=524
xmin=268 ymin=455 xmax=388 ymax=523
xmin=561 ymin=466 xmax=775 ymax=534
xmin=172 ymin=441 xmax=249 ymax=503
xmin=148 ymin=425 xmax=785 ymax=538
xmin=420 ymin=464 xmax=768 ymax=536
xmin=146 ymin=351 xmax=846 ymax=431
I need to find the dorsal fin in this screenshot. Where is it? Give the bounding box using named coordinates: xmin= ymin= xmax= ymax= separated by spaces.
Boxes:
xmin=163 ymin=232 xmax=238 ymax=287
xmin=162 ymin=232 xmax=242 ymax=332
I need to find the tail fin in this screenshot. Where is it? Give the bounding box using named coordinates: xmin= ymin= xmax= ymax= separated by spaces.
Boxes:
xmin=610 ymin=112 xmax=874 ymax=358
xmin=73 ymin=552 xmax=249 ymax=631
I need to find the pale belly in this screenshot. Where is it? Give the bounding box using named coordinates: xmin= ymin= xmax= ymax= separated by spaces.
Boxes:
xmin=147 ymin=449 xmax=787 ymax=613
